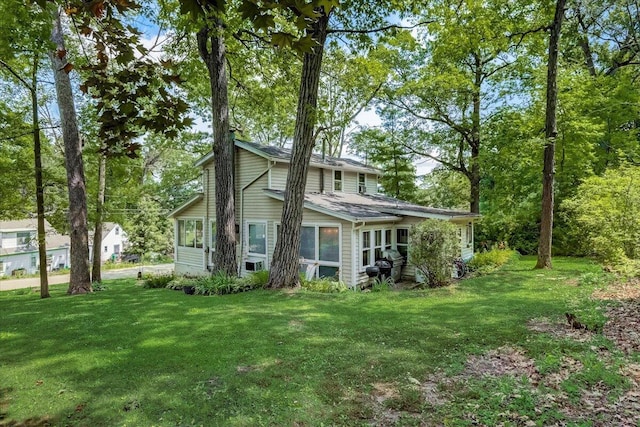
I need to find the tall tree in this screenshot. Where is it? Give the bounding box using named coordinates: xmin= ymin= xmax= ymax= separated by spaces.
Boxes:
xmin=196 ymin=13 xmax=237 ymax=276
xmin=268 ymin=9 xmax=331 ymax=288
xmin=50 ymin=7 xmax=92 ymax=293
xmin=0 ymin=1 xmax=54 ymax=297
xmin=536 ymin=0 xmax=566 ymax=269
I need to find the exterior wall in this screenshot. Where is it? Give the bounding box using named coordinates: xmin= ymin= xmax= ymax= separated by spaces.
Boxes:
xmin=0 ymin=247 xmax=69 ymax=277
xmin=100 ymin=225 xmax=127 ymax=262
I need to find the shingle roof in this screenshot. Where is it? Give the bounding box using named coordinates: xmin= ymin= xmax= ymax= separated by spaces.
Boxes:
xmin=0 ymin=218 xmax=70 ymax=256
xmin=264 ymin=190 xmax=479 ymax=222
xmin=196 ymin=139 xmax=381 ymax=175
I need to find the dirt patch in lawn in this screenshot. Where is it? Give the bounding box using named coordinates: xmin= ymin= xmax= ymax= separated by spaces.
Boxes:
xmin=526 ymin=317 xmax=595 ymax=342
xmin=593 ymin=277 xmax=640 ymax=300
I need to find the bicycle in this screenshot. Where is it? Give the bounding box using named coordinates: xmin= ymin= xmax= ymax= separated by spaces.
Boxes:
xmin=453 ymin=257 xmax=467 ymax=279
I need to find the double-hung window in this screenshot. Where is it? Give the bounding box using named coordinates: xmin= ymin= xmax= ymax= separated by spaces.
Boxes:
xmin=362 ymin=228 xmax=394 ymax=269
xmin=333 ymin=170 xmax=343 ymax=191
xmin=248 ymin=222 xmax=267 ymax=255
xmin=358 ymin=173 xmax=366 ymax=193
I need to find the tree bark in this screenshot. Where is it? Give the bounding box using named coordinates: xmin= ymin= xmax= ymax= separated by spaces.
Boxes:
xmin=197 ymin=22 xmax=237 ymax=277
xmin=50 ymin=8 xmax=92 ymax=293
xmin=536 ymin=0 xmax=566 ymax=269
xmin=268 ymin=11 xmax=330 ymax=289
xmin=469 ymin=53 xmax=482 ymax=215
xmin=31 ymin=58 xmax=49 ymax=298
xmin=91 ymin=153 xmax=106 ymax=283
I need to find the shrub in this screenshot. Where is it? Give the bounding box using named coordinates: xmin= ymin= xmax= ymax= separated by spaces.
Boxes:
xmin=562 ymin=165 xmax=640 ymax=263
xmin=193 ymin=272 xmax=239 ymax=295
xmin=242 ymin=270 xmax=270 ymax=289
xmin=371 ymin=276 xmax=394 ymax=292
xmin=143 ymin=273 xmax=175 ymax=289
xmin=165 ymin=276 xmax=195 ymax=290
xmin=301 ymin=277 xmax=349 ymax=293
xmin=467 ymin=249 xmax=519 ymax=274
xmin=408 ymin=219 xmax=459 ymax=287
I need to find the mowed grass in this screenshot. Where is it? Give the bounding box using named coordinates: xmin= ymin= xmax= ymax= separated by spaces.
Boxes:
xmin=0 ymin=257 xmax=607 ymax=426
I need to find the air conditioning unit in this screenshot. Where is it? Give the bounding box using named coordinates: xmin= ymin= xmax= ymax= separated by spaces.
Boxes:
xmin=245 ymin=260 xmax=264 ymax=272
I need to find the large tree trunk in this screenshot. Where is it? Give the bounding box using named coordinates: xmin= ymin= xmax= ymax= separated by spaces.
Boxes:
xmin=91 ymin=153 xmax=106 ymax=283
xmin=268 ymin=11 xmax=330 ymax=289
xmin=536 ymin=0 xmax=566 ymax=269
xmin=197 ymin=23 xmax=237 ymax=277
xmin=469 ymin=53 xmax=482 ymax=215
xmin=50 ymin=8 xmax=91 ymax=293
xmin=31 ymin=58 xmax=49 ymax=298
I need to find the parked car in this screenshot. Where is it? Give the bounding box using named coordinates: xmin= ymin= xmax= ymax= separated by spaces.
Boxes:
xmin=121 ymin=253 xmax=141 ymax=263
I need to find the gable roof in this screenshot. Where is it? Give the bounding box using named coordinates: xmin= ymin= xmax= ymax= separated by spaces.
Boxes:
xmin=195 ymin=139 xmax=381 ymax=175
xmin=264 ymin=190 xmax=479 ymax=223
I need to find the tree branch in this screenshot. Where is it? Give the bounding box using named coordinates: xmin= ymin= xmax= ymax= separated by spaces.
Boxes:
xmin=327 ymin=20 xmax=434 ymax=35
xmin=0 ymin=59 xmax=33 ymax=92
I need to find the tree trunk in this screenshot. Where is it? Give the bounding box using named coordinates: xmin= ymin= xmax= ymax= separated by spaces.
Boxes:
xmin=536 ymin=0 xmax=566 ymax=269
xmin=268 ymin=11 xmax=330 ymax=289
xmin=50 ymin=8 xmax=92 ymax=293
xmin=31 ymin=58 xmax=49 ymax=298
xmin=91 ymin=153 xmax=106 ymax=283
xmin=469 ymin=53 xmax=482 ymax=215
xmin=197 ymin=23 xmax=237 ymax=277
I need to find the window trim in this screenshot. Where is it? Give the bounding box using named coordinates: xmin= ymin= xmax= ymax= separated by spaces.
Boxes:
xmin=360 ymin=227 xmax=394 ymax=271
xmin=176 ymin=218 xmax=205 ymax=249
xmin=247 ymin=221 xmax=268 ymax=257
xmin=358 ymin=173 xmax=366 ymax=193
xmin=395 ymin=227 xmax=409 ymax=259
xmin=276 ymin=222 xmax=342 ymax=280
xmin=333 ymin=170 xmax=343 ymax=192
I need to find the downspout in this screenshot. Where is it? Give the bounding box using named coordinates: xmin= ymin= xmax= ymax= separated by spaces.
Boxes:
xmin=204 ymin=168 xmax=210 ymax=271
xmin=320 ymin=168 xmax=324 ymax=193
xmin=351 ymin=220 xmax=365 ymax=289
xmin=238 ymin=160 xmax=275 ymax=276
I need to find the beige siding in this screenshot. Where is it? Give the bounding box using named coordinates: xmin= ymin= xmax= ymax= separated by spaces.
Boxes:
xmin=175 ymin=246 xmax=205 ymax=270
xmin=342 ymin=171 xmax=358 ymax=193
xmin=269 ymin=163 xmax=289 ymax=189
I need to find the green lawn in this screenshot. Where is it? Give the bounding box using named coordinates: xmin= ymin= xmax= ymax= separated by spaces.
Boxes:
xmin=0 ymin=257 xmax=631 ymax=426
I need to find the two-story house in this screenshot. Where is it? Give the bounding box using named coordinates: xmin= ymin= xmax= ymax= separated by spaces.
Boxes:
xmin=0 ymin=219 xmax=70 ymax=277
xmin=89 ymin=222 xmax=128 ymax=263
xmin=169 ymin=138 xmax=479 ymax=288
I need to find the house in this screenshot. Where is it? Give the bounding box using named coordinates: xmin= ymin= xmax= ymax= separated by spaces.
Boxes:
xmin=0 ymin=219 xmax=70 ymax=277
xmin=169 ymin=138 xmax=479 ymax=288
xmin=89 ymin=223 xmax=128 ymax=263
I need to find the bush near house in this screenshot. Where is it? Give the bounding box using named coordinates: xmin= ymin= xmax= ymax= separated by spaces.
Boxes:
xmin=468 ymin=249 xmax=519 ymax=274
xmin=409 ymin=219 xmax=459 ymax=287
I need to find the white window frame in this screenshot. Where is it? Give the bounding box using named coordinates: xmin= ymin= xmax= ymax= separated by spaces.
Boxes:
xmin=176 ymin=218 xmax=204 ymax=249
xmin=277 ymin=222 xmax=342 ymax=280
xmin=247 ymin=221 xmax=268 ymax=257
xmin=466 ymin=222 xmax=473 ymax=248
xmin=395 ymin=227 xmax=409 ymax=259
xmin=358 ymin=173 xmax=366 ymax=193
xmin=333 ymin=170 xmax=343 ymax=192
xmin=360 ymin=227 xmax=394 ymax=271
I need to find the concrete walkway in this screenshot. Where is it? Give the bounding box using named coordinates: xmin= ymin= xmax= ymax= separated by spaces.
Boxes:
xmin=0 ymin=264 xmax=174 ymax=291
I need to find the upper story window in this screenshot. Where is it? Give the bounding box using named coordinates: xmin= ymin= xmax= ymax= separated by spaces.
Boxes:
xmin=358 ymin=173 xmax=366 ymax=193
xmin=333 ymin=170 xmax=342 ymax=191
xmin=17 ymin=231 xmax=32 ymax=247
xmin=115 ymin=227 xmax=120 ymax=235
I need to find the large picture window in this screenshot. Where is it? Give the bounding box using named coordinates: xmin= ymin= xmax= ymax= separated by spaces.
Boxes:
xmin=288 ymin=224 xmax=340 ymax=279
xmin=177 ymin=219 xmax=203 ymax=248
xmin=248 ymin=223 xmax=266 ymax=255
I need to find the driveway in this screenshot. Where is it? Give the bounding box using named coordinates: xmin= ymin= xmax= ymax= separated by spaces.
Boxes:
xmin=0 ymin=264 xmax=174 ymax=291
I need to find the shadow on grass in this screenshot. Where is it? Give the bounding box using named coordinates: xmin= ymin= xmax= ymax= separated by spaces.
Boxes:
xmin=0 ymin=258 xmax=601 ymax=425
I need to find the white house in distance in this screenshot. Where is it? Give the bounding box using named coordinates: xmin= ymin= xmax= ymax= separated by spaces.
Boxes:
xmin=89 ymin=222 xmax=128 ymax=263
xmin=0 ymin=219 xmax=70 ymax=277
xmin=170 ymin=138 xmax=479 ymax=288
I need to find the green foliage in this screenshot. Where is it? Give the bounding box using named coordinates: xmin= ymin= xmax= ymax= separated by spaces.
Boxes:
xmin=142 ymin=273 xmax=175 ymax=289
xmin=409 ymin=219 xmax=459 ymax=287
xmin=193 ymin=272 xmax=240 ymax=295
xmin=300 ymin=277 xmax=349 ymax=293
xmin=370 ymin=276 xmax=394 ymax=292
xmin=242 ymin=270 xmax=270 ymax=289
xmin=467 ymin=249 xmax=519 ymax=274
xmin=125 ymin=195 xmax=173 ymax=256
xmin=562 ymin=165 xmax=640 ymax=263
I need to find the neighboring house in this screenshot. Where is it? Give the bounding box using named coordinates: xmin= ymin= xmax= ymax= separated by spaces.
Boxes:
xmin=0 ymin=219 xmax=70 ymax=277
xmin=170 ymin=138 xmax=479 ymax=288
xmin=89 ymin=223 xmax=128 ymax=263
